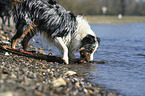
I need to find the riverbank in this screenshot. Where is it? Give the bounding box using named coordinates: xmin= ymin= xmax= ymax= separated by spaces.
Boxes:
xmin=0 ymin=26 xmax=121 ymax=96
xmin=85 ymin=15 xmax=145 ymax=25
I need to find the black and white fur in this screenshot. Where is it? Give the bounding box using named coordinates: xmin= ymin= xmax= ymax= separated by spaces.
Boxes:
xmin=11 ymin=0 xmax=100 ymax=64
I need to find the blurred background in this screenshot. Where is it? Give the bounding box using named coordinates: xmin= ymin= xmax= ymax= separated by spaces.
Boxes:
xmin=56 ymin=0 xmax=145 ymax=16
xmin=0 ymin=0 xmax=145 ymax=96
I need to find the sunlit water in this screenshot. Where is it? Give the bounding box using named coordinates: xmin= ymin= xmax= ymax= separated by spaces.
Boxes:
xmin=30 ymin=23 xmax=145 ymax=96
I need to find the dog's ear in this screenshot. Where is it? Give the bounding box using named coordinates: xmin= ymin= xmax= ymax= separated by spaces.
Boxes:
xmin=96 ymin=37 xmax=101 ymax=45
xmin=82 ymin=35 xmax=96 ymax=44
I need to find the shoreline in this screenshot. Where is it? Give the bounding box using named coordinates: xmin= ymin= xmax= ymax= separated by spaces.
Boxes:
xmin=85 ymin=15 xmax=145 ymax=25
xmin=0 ymin=26 xmax=121 ymax=96
xmin=1 ymin=15 xmax=144 ymax=96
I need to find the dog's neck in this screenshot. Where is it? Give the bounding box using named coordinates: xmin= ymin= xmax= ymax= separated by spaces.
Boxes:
xmin=75 ymin=16 xmax=95 ymax=40
xmin=67 ymin=16 xmax=95 ymax=53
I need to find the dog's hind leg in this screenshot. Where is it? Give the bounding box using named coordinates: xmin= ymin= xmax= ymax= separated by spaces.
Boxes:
xmin=11 ymin=29 xmax=24 ymax=48
xmin=55 ymin=37 xmax=69 ymax=64
xmin=22 ymin=30 xmax=36 ymax=50
xmin=11 ymin=33 xmax=23 ymax=48
xmin=11 ymin=20 xmax=26 ymax=48
xmin=11 ymin=23 xmax=36 ymax=48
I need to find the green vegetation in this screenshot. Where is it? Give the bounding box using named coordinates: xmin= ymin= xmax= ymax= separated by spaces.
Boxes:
xmin=57 ymin=0 xmax=145 ymax=16
xmin=85 ymin=16 xmax=145 ymax=24
xmin=56 ymin=0 xmax=145 ymax=24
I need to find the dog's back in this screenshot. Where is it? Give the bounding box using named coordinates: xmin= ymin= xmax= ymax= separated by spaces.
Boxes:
xmin=12 ymin=0 xmax=77 ymax=48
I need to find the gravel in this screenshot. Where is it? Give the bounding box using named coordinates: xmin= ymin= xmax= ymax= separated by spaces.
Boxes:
xmin=0 ymin=26 xmax=121 ymax=96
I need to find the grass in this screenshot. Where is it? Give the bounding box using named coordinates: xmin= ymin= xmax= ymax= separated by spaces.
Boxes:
xmin=85 ymin=15 xmax=145 ymax=25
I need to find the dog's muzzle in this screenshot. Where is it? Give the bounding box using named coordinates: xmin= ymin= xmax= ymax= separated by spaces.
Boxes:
xmin=79 ymin=47 xmax=93 ymax=62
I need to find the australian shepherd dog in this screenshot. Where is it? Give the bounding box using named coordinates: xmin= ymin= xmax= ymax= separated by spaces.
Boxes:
xmin=10 ymin=0 xmax=100 ymax=64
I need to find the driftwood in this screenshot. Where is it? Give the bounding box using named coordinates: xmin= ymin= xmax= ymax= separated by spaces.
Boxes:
xmin=0 ymin=43 xmax=86 ymax=64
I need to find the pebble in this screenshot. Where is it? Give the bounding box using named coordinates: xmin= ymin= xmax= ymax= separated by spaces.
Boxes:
xmin=48 ymin=53 xmax=54 ymax=56
xmin=5 ymin=52 xmax=10 ymax=56
xmin=36 ymin=41 xmax=39 ymax=43
xmin=2 ymin=36 xmax=6 ymax=40
xmin=38 ymin=47 xmax=44 ymax=50
xmin=33 ymin=47 xmax=38 ymax=51
xmin=65 ymin=71 xmax=77 ymax=76
xmin=31 ymin=39 xmax=35 ymax=42
xmin=0 ymin=28 xmax=120 ymax=96
xmin=11 ymin=74 xmax=17 ymax=79
xmin=52 ymin=77 xmax=66 ymax=87
xmin=0 ymin=92 xmax=13 ymax=96
xmin=28 ymin=44 xmax=34 ymax=48
xmin=0 ymin=30 xmax=4 ymax=34
xmin=38 ymin=50 xmax=46 ymax=55
xmin=2 ymin=41 xmax=10 ymax=44
xmin=0 ymin=80 xmax=4 ymax=83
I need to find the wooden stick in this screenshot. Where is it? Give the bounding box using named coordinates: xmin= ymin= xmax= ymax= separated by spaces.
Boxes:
xmin=0 ymin=43 xmax=64 ymax=63
xmin=0 ymin=43 xmax=82 ymax=64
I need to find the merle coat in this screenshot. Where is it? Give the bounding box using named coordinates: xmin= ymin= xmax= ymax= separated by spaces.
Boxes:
xmin=11 ymin=0 xmax=100 ymax=64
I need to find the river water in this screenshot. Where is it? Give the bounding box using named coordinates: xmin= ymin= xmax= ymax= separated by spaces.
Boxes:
xmin=30 ymin=23 xmax=145 ymax=96
xmin=90 ymin=23 xmax=145 ymax=96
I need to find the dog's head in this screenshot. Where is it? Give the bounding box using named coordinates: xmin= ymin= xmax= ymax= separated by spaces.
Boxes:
xmin=80 ymin=34 xmax=100 ymax=62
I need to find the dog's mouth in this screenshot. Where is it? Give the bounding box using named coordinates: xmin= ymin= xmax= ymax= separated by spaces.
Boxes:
xmin=79 ymin=47 xmax=91 ymax=62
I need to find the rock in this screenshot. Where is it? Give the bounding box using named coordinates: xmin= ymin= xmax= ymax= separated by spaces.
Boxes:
xmin=38 ymin=50 xmax=46 ymax=55
xmin=0 ymin=92 xmax=13 ymax=96
xmin=36 ymin=41 xmax=39 ymax=43
xmin=5 ymin=52 xmax=9 ymax=56
xmin=6 ymin=37 xmax=10 ymax=40
xmin=48 ymin=49 xmax=52 ymax=51
xmin=83 ymin=88 xmax=88 ymax=94
xmin=65 ymin=71 xmax=76 ymax=76
xmin=2 ymin=36 xmax=6 ymax=40
xmin=31 ymin=39 xmax=35 ymax=42
xmin=28 ymin=44 xmax=34 ymax=48
xmin=11 ymin=74 xmax=17 ymax=79
xmin=1 ymin=30 xmax=4 ymax=34
xmin=0 ymin=80 xmax=4 ymax=83
xmin=2 ymin=41 xmax=10 ymax=44
xmin=32 ymin=47 xmax=38 ymax=52
xmin=38 ymin=47 xmax=44 ymax=50
xmin=52 ymin=77 xmax=66 ymax=87
xmin=48 ymin=53 xmax=54 ymax=56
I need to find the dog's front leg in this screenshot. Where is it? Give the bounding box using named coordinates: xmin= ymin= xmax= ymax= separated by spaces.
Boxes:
xmin=55 ymin=37 xmax=69 ymax=64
